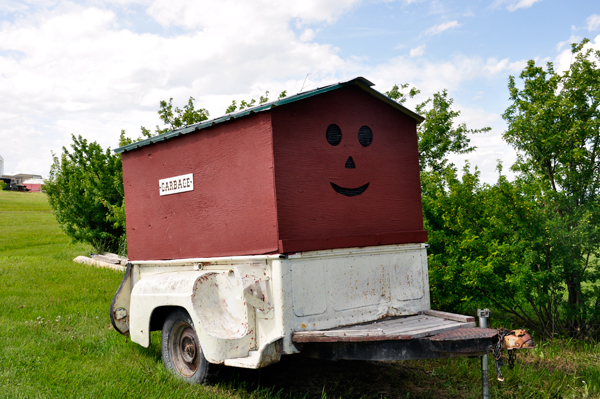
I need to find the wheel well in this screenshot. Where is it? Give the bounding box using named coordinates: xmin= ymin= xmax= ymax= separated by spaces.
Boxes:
xmin=149 ymin=306 xmax=188 ymax=332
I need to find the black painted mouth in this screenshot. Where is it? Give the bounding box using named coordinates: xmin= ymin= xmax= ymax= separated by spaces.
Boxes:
xmin=330 ymin=182 xmax=370 ymax=197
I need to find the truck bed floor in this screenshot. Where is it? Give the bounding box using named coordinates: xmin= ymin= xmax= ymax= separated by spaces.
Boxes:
xmin=293 ymin=310 xmax=477 ymax=343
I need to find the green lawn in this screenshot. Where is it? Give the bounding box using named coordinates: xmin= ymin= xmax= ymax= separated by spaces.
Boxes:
xmin=0 ymin=191 xmax=598 ymax=398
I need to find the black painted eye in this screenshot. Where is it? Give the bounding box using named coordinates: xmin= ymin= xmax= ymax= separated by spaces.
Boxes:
xmin=358 ymin=126 xmax=372 ymax=147
xmin=326 ymin=124 xmax=342 ymax=146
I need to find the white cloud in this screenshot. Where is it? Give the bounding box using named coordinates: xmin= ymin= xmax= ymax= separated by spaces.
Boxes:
xmin=554 ymin=34 xmax=600 ymax=73
xmin=409 ymin=44 xmax=425 ymax=57
xmin=506 ymin=0 xmax=542 ymax=12
xmin=483 ymin=57 xmax=528 ymax=74
xmin=586 ymin=14 xmax=600 ymax=32
xmin=422 ymin=20 xmax=460 ymax=36
xmin=0 ymin=0 xmax=577 ymax=186
xmin=382 ymin=0 xmax=421 ymax=4
xmin=0 ymin=1 xmax=358 ymax=176
xmin=367 ymin=54 xmax=529 ymax=183
xmin=449 ymin=107 xmax=514 ymax=183
xmin=300 ymin=28 xmax=316 ymax=42
xmin=146 ymin=0 xmax=360 ymax=30
xmin=556 ymin=34 xmax=581 ymax=52
xmin=371 ymin=53 xmax=527 ymax=100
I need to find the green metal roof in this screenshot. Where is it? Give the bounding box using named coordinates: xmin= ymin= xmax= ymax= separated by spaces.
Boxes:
xmin=114 ymin=76 xmax=424 ymax=154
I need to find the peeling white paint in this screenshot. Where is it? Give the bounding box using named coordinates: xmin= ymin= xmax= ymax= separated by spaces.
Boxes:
xmin=120 ymin=243 xmax=431 ymax=368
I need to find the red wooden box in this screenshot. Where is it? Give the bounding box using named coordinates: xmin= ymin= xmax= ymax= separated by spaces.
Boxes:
xmin=117 ymin=77 xmax=427 ymax=261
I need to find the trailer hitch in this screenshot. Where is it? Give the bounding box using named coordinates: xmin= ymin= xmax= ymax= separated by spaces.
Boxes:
xmin=502 ymin=329 xmax=535 ymax=350
xmin=492 ymin=328 xmax=535 ymax=382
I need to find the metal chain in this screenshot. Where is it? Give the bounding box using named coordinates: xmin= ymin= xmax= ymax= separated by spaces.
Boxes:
xmin=508 ymin=348 xmax=517 ymax=370
xmin=491 ymin=328 xmax=515 ymax=382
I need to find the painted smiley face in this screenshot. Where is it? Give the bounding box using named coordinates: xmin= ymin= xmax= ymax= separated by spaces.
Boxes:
xmin=326 ymin=123 xmax=372 ymax=197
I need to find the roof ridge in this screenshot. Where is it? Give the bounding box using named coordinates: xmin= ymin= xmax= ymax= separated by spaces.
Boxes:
xmin=114 ymin=76 xmax=422 ymax=154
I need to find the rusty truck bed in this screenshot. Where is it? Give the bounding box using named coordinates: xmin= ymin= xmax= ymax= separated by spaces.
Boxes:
xmin=293 ymin=310 xmax=477 ymax=343
xmin=293 ymin=310 xmax=498 ymax=361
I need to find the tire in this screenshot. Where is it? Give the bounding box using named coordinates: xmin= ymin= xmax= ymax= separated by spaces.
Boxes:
xmin=161 ymin=309 xmax=217 ymax=384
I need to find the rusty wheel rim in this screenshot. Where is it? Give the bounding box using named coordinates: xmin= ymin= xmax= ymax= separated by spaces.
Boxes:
xmin=171 ymin=322 xmax=200 ymax=377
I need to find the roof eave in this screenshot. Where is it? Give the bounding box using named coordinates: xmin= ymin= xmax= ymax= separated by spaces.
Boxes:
xmin=348 ymin=78 xmax=425 ymax=124
xmin=114 ymin=76 xmax=424 ymax=154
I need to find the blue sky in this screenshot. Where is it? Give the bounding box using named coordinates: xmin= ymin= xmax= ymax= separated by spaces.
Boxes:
xmin=1 ymin=0 xmax=599 ymax=183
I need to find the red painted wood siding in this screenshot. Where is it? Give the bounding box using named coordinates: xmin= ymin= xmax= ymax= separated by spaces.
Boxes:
xmin=122 ymin=113 xmax=280 ymax=261
xmin=271 ymin=85 xmax=426 ymax=253
xmin=122 ymin=85 xmax=426 ymax=260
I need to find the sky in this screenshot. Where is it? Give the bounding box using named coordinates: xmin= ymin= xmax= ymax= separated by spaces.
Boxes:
xmin=1 ymin=0 xmax=599 ymax=183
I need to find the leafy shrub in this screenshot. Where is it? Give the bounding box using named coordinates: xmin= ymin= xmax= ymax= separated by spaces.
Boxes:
xmin=423 ymin=40 xmax=600 ymax=338
xmin=45 ymin=135 xmax=125 ymax=254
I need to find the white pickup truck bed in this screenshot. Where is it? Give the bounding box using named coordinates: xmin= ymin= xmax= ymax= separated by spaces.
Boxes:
xmin=111 ymin=243 xmax=497 ymax=379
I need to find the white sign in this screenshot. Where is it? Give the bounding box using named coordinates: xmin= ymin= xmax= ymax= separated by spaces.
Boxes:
xmin=159 ymin=173 xmax=194 ymax=196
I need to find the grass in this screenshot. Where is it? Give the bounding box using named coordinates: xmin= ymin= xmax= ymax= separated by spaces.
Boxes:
xmin=0 ymin=191 xmax=599 ymax=398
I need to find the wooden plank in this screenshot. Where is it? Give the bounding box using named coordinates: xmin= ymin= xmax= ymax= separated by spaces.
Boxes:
xmin=292 ymin=312 xmax=477 ymax=343
xmin=331 ymin=331 xmax=381 ymax=338
xmin=396 ymin=323 xmax=474 ymax=340
xmin=318 ymin=320 xmax=398 ymax=334
xmin=370 ymin=315 xmax=431 ymax=327
xmin=292 ymin=316 xmax=448 ymax=337
xmin=321 ymin=330 xmax=383 ymax=338
xmin=293 ymin=329 xmax=376 ymax=339
xmin=294 ymin=332 xmax=397 ymax=343
xmin=329 ymin=315 xmax=430 ymax=333
xmin=295 ymin=331 xmax=326 ymax=337
xmin=344 ymin=315 xmax=434 ymax=330
xmin=293 ymin=323 xmax=470 ymax=343
xmin=382 ymin=318 xmax=457 ymax=334
xmin=423 ymin=309 xmax=475 ymax=323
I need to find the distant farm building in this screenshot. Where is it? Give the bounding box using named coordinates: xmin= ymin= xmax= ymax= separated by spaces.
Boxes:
xmin=1 ymin=173 xmax=44 ymax=191
xmin=23 ymin=178 xmax=45 ymax=192
xmin=8 ymin=173 xmax=43 ymax=185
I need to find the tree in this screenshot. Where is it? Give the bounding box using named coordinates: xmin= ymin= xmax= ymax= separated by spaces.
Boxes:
xmin=225 ymin=90 xmax=287 ymax=114
xmin=420 ymin=164 xmax=558 ymax=332
xmin=45 ymin=135 xmax=125 ymax=254
xmin=408 ymin=39 xmax=600 ymax=339
xmin=385 ymin=84 xmax=498 ymax=316
xmin=47 ymin=92 xmax=286 ymax=254
xmin=136 ymin=97 xmax=210 ymax=140
xmin=500 ymin=39 xmax=600 ymax=337
xmin=386 ymin=84 xmax=489 ymax=172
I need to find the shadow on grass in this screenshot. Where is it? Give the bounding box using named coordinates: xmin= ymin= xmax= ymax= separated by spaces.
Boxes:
xmin=213 ymin=356 xmax=450 ymax=399
xmin=141 ymin=333 xmax=462 ymax=398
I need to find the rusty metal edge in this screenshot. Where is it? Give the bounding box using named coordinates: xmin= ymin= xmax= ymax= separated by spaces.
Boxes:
xmin=109 ymin=262 xmax=132 ymax=335
xmin=423 ymin=309 xmax=475 ymax=323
